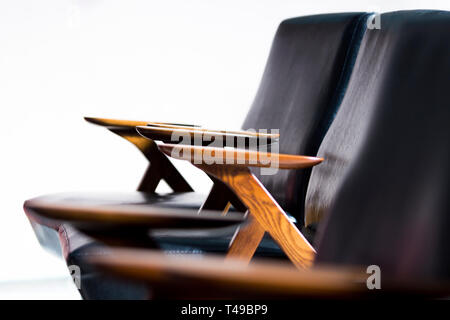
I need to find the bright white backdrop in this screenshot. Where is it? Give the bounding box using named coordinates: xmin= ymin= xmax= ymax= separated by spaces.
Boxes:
xmin=1 ymin=0 xmax=449 ymax=299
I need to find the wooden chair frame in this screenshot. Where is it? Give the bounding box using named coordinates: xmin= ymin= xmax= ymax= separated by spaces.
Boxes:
xmin=27 ymin=117 xmax=320 ymax=269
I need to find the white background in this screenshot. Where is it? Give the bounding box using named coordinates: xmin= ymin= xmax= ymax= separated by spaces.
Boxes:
xmin=1 ymin=0 xmax=449 ymax=299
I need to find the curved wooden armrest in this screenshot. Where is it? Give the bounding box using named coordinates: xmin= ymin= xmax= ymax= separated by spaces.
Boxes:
xmin=157 ymin=144 xmax=323 ymax=169
xmin=87 ymin=249 xmax=450 ymax=298
xmin=24 ymin=193 xmax=244 ymax=248
xmin=85 ymin=117 xmax=279 ymax=140
xmin=24 ymin=193 xmax=244 ymax=230
xmin=136 ymin=126 xmax=279 ymax=147
xmin=86 ymin=248 xmax=370 ymax=298
xmin=84 ymin=117 xmax=199 ymax=129
xmin=143 ymin=126 xmax=279 ymax=139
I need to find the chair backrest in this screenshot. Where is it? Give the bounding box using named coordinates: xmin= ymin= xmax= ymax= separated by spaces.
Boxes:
xmin=312 ymin=10 xmax=450 ymax=281
xmin=241 ymin=13 xmax=369 ymax=222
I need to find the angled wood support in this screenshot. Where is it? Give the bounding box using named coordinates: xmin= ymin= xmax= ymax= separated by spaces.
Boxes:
xmin=107 ymin=126 xmax=193 ymax=193
xmin=200 ymin=175 xmax=247 ymax=213
xmin=226 ymin=216 xmax=265 ymax=262
xmin=85 ymin=117 xmax=194 ymax=193
xmin=156 ymin=144 xmax=323 ymax=268
xmin=196 ymin=164 xmax=316 ymax=269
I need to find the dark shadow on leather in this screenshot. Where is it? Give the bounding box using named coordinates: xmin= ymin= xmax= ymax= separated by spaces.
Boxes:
xmin=314 ymin=10 xmax=450 ymax=282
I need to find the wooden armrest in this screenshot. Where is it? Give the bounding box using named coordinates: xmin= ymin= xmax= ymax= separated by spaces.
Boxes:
xmin=24 ymin=194 xmax=244 ymax=228
xmin=88 ymin=248 xmax=450 ymax=299
xmin=157 ymin=144 xmax=323 ymax=169
xmin=24 ymin=193 xmax=244 ymax=247
xmin=86 ymin=248 xmax=370 ymax=299
xmin=136 ymin=125 xmax=279 ymax=147
xmin=85 ymin=117 xmax=278 ymax=140
xmin=143 ymin=126 xmax=280 ymax=138
xmin=84 ymin=116 xmax=199 ymax=129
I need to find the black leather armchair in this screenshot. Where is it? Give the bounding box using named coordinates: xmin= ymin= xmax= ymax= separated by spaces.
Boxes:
xmin=24 ymin=12 xmax=372 ymax=299
xmin=87 ymin=10 xmax=450 ymax=299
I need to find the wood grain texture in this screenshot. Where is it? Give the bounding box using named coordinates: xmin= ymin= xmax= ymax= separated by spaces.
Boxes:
xmin=86 ymin=248 xmax=369 ymax=299
xmin=136 ymin=126 xmax=278 ymax=148
xmin=158 ymin=144 xmax=323 ymax=169
xmin=226 ymin=216 xmax=266 ymax=262
xmin=196 ymin=164 xmax=316 ymax=269
xmin=200 ymin=176 xmax=247 ymax=213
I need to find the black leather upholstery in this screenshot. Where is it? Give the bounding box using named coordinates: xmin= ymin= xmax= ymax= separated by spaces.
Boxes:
xmin=314 ymin=10 xmax=450 ymax=281
xmin=304 ymin=14 xmax=380 ymax=227
xmin=242 ymin=13 xmax=369 ymax=222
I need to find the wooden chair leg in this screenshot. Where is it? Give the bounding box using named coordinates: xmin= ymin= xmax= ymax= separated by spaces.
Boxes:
xmin=140 ymin=142 xmax=193 ymax=192
xmin=137 ymin=163 xmax=163 ymax=193
xmin=201 ymin=176 xmax=247 ymax=212
xmin=226 ymin=216 xmax=265 ymax=262
xmin=200 ymin=178 xmax=234 ymax=212
xmin=196 ymin=164 xmax=316 ymax=269
xmin=109 ymin=127 xmax=193 ymax=193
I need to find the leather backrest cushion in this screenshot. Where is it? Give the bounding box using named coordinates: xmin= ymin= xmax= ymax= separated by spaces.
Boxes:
xmin=242 ymin=13 xmax=368 ymax=221
xmin=305 ymin=10 xmax=450 ymax=227
xmin=314 ymin=10 xmax=450 ymax=280
xmin=304 ymin=15 xmax=384 ymax=227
